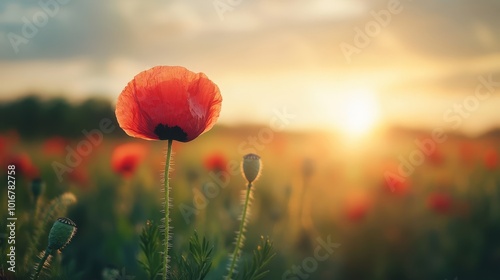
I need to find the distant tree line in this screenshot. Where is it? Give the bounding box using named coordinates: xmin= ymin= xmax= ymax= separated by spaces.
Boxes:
xmin=0 ymin=95 xmax=126 ymax=139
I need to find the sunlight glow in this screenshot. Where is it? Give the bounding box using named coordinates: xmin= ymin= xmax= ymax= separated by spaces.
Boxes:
xmin=337 ymin=89 xmax=380 ymax=138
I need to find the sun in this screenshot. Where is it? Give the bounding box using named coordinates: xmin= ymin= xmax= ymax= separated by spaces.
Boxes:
xmin=311 ymin=87 xmax=382 ymax=138
xmin=337 ymin=89 xmax=380 ymax=138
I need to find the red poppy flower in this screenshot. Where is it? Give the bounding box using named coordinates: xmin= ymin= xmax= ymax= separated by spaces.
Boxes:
xmin=111 ymin=143 xmax=148 ymax=177
xmin=458 ymin=141 xmax=475 ymax=165
xmin=427 ymin=148 xmax=444 ymax=165
xmin=382 ymin=162 xmax=410 ymax=196
xmin=116 ymin=66 xmax=222 ymax=142
xmin=0 ymin=132 xmax=19 ymax=159
xmin=7 ymin=153 xmax=39 ymax=179
xmin=427 ymin=192 xmax=452 ymax=214
xmin=343 ymin=193 xmax=372 ymax=222
xmin=203 ymin=152 xmax=228 ymax=173
xmin=0 ymin=136 xmax=6 ymax=153
xmin=4 ymin=130 xmax=19 ymax=145
xmin=385 ymin=179 xmax=410 ymax=196
xmin=484 ymin=148 xmax=498 ymax=170
xmin=42 ymin=136 xmax=68 ymax=156
xmin=0 ymin=137 xmax=6 ymax=165
xmin=69 ymin=167 xmax=90 ymax=186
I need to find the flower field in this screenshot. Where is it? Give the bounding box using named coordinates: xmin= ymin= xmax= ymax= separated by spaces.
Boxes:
xmin=1 ymin=106 xmax=500 ymax=279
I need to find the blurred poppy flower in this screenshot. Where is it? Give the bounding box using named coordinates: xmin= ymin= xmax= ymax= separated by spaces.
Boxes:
xmin=427 ymin=192 xmax=452 ymax=214
xmin=458 ymin=141 xmax=475 ymax=165
xmin=4 ymin=130 xmax=19 ymax=145
xmin=269 ymin=133 xmax=288 ymax=155
xmin=111 ymin=143 xmax=148 ymax=177
xmin=343 ymin=193 xmax=372 ymax=222
xmin=427 ymin=148 xmax=444 ymax=165
xmin=69 ymin=167 xmax=90 ymax=186
xmin=7 ymin=153 xmax=39 ymax=179
xmin=203 ymin=152 xmax=228 ymax=173
xmin=115 ymin=66 xmax=222 ymax=142
xmin=42 ymin=136 xmax=68 ymax=156
xmin=484 ymin=148 xmax=498 ymax=170
xmin=393 ymin=180 xmax=410 ymax=196
xmin=0 ymin=136 xmax=6 ymax=153
xmin=0 ymin=137 xmax=6 ymax=165
xmin=382 ymin=162 xmax=410 ymax=196
xmin=0 ymin=132 xmax=19 ymax=159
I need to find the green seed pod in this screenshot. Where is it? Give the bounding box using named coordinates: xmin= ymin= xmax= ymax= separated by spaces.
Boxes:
xmin=48 ymin=217 xmax=77 ymax=251
xmin=31 ymin=178 xmax=45 ymax=200
xmin=241 ymin=153 xmax=261 ymax=184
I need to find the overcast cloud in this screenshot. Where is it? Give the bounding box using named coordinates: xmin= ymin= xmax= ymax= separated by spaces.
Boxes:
xmin=0 ymin=0 xmax=499 ymax=135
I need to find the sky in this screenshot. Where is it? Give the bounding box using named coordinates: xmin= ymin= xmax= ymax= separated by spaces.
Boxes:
xmin=0 ymin=0 xmax=499 ymax=136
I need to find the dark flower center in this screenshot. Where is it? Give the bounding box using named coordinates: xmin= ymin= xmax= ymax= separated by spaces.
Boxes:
xmin=154 ymin=124 xmax=188 ymax=142
xmin=120 ymin=156 xmax=138 ymax=174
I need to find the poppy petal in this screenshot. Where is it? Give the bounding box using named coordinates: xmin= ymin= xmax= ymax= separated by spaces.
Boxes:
xmin=116 ymin=66 xmax=222 ymax=142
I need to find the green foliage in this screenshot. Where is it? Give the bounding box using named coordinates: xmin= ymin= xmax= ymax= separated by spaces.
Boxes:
xmin=0 ymin=96 xmax=120 ymax=139
xmin=168 ymin=231 xmax=214 ymax=280
xmin=240 ymin=236 xmax=276 ymax=280
xmin=137 ymin=223 xmax=275 ymax=280
xmin=31 ymin=250 xmax=52 ymax=280
xmin=48 ymin=257 xmax=85 ymax=280
xmin=32 ymin=217 xmax=77 ymax=280
xmin=187 ymin=231 xmax=214 ymax=279
xmin=0 ymin=184 xmax=77 ymax=280
xmin=23 ymin=192 xmax=77 ymax=275
xmin=138 ymin=221 xmax=163 ymax=280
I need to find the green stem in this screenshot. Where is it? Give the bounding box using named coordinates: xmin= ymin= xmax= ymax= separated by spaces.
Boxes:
xmin=227 ymin=183 xmax=252 ymax=280
xmin=32 ymin=249 xmax=51 ymax=280
xmin=163 ymin=139 xmax=173 ymax=280
xmin=299 ymin=177 xmax=308 ymax=229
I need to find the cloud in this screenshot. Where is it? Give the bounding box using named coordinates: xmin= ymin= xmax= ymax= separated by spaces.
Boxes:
xmin=388 ymin=0 xmax=500 ymax=58
xmin=0 ymin=0 xmax=499 ymax=134
xmin=0 ymin=0 xmax=130 ymax=60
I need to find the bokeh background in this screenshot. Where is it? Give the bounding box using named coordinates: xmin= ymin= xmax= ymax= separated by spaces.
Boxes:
xmin=1 ymin=0 xmax=500 ymax=279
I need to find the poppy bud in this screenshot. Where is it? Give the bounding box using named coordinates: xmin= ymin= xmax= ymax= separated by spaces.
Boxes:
xmin=241 ymin=154 xmax=261 ymax=184
xmin=48 ymin=217 xmax=77 ymax=251
xmin=31 ymin=178 xmax=45 ymax=200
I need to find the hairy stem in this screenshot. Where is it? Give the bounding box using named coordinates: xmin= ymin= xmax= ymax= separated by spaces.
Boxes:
xmin=227 ymin=183 xmax=252 ymax=280
xmin=162 ymin=139 xmax=173 ymax=280
xmin=32 ymin=249 xmax=50 ymax=280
